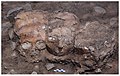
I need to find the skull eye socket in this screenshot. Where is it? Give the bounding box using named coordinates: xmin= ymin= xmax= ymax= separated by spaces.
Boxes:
xmin=21 ymin=42 xmax=32 ymax=49
xmin=48 ymin=36 xmax=58 ymax=42
xmin=36 ymin=40 xmax=46 ymax=50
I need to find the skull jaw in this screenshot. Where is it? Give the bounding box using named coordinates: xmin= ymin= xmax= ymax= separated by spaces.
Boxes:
xmin=18 ymin=46 xmax=46 ymax=62
xmin=25 ymin=51 xmax=46 ymax=63
xmin=47 ymin=45 xmax=74 ymax=57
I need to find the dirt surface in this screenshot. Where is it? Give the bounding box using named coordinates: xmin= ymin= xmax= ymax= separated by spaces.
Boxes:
xmin=1 ymin=1 xmax=118 ymax=74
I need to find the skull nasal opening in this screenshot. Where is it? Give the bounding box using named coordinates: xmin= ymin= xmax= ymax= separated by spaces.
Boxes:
xmin=58 ymin=43 xmax=63 ymax=48
xmin=30 ymin=49 xmax=39 ymax=56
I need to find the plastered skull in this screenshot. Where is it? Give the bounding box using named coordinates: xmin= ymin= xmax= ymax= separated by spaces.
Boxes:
xmin=46 ymin=12 xmax=80 ymax=56
xmin=14 ymin=11 xmax=48 ymax=62
xmin=46 ymin=27 xmax=75 ymax=56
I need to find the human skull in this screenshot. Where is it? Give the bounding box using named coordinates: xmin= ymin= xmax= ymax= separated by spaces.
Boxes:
xmin=46 ymin=12 xmax=80 ymax=56
xmin=14 ymin=11 xmax=48 ymax=62
xmin=46 ymin=27 xmax=75 ymax=56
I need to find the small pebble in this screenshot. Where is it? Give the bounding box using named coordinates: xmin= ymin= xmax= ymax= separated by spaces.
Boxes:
xmin=84 ymin=47 xmax=89 ymax=50
xmin=85 ymin=22 xmax=91 ymax=27
xmin=52 ymin=37 xmax=56 ymax=41
xmin=59 ymin=61 xmax=62 ymax=64
xmin=104 ymin=41 xmax=111 ymax=47
xmin=110 ymin=17 xmax=117 ymax=25
xmin=36 ymin=61 xmax=39 ymax=63
xmin=9 ymin=69 xmax=16 ymax=74
xmin=89 ymin=46 xmax=95 ymax=52
xmin=11 ymin=51 xmax=17 ymax=57
xmin=34 ymin=65 xmax=39 ymax=69
xmin=95 ymin=68 xmax=102 ymax=73
xmin=94 ymin=6 xmax=106 ymax=14
xmin=42 ymin=25 xmax=46 ymax=30
xmin=4 ymin=66 xmax=8 ymax=70
xmin=48 ymin=37 xmax=53 ymax=40
xmin=22 ymin=52 xmax=26 ymax=55
xmin=84 ymin=54 xmax=87 ymax=59
xmin=49 ymin=26 xmax=51 ymax=29
xmin=31 ymin=71 xmax=37 ymax=74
